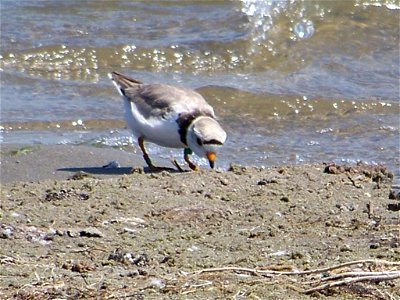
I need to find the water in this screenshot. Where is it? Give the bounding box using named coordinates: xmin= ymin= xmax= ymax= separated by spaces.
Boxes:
xmin=1 ymin=0 xmax=399 ymax=179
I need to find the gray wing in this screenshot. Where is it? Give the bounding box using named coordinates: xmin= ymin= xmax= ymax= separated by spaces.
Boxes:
xmin=110 ymin=71 xmax=215 ymax=119
xmin=125 ymin=84 xmax=215 ymax=119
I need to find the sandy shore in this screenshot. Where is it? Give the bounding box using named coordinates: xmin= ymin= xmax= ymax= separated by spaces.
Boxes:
xmin=0 ymin=144 xmax=145 ymax=183
xmin=1 ymin=145 xmax=399 ymax=299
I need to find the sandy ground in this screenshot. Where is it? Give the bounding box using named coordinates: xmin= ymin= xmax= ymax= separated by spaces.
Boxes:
xmin=0 ymin=145 xmax=399 ymax=299
xmin=0 ymin=144 xmax=144 ymax=183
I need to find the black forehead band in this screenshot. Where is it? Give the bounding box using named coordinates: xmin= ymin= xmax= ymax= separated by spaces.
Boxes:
xmin=203 ymin=139 xmax=223 ymax=145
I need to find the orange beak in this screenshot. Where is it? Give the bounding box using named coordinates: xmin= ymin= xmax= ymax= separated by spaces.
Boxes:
xmin=207 ymin=152 xmax=216 ymax=169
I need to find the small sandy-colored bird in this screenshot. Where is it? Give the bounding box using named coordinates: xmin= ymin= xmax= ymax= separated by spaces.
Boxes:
xmin=109 ymin=72 xmax=227 ymax=171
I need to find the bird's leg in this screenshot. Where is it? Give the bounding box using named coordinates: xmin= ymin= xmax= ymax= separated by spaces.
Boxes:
xmin=138 ymin=137 xmax=175 ymax=172
xmin=138 ymin=137 xmax=155 ymax=168
xmin=184 ymin=148 xmax=199 ymax=171
xmin=171 ymin=159 xmax=185 ymax=172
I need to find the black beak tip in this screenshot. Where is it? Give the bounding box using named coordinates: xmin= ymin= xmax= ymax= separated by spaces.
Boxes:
xmin=209 ymin=160 xmax=215 ymax=169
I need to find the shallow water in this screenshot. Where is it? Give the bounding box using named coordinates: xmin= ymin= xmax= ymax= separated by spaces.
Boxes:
xmin=1 ymin=1 xmax=399 ymax=178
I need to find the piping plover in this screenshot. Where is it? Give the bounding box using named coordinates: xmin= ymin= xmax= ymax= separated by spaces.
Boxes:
xmin=109 ymin=72 xmax=227 ymax=171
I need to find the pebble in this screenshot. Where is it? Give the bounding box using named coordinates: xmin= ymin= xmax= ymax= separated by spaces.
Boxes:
xmin=340 ymin=244 xmax=352 ymax=252
xmin=268 ymin=250 xmax=286 ymax=257
xmin=369 ymin=242 xmax=380 ymax=249
xmin=161 ymin=171 xmax=171 ymax=177
xmin=150 ymin=278 xmax=165 ymax=289
xmin=221 ymin=196 xmax=231 ymax=201
xmin=69 ymin=171 xmax=92 ymax=180
xmin=388 ymin=189 xmax=400 ymax=200
xmin=388 ymin=203 xmax=400 ymax=211
xmin=228 ymin=164 xmax=247 ymax=175
xmin=258 ymin=179 xmax=278 ymax=185
xmin=1 ymin=227 xmax=13 ymax=239
xmin=220 ymin=178 xmax=229 ymax=186
xmin=11 ymin=212 xmax=21 ymax=218
xmin=79 ymin=227 xmax=103 ymax=238
xmin=43 ymin=229 xmax=57 ymax=241
xmin=280 ymin=196 xmax=290 ymax=202
xmin=290 ymin=251 xmax=304 ymax=259
xmin=123 ymin=227 xmax=137 ymax=234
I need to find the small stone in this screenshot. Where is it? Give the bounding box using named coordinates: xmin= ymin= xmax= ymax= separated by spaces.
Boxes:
xmin=228 ymin=164 xmax=247 ymax=175
xmin=280 ymin=196 xmax=290 ymax=202
xmin=67 ymin=229 xmax=79 ymax=238
xmin=258 ymin=179 xmax=278 ymax=185
xmin=340 ymin=244 xmax=352 ymax=252
xmin=388 ymin=189 xmax=400 ymax=200
xmin=388 ymin=203 xmax=400 ymax=211
xmin=126 ymin=270 xmax=140 ymax=277
xmin=79 ymin=227 xmax=103 ymax=238
xmin=290 ymin=251 xmax=304 ymax=259
xmin=71 ymin=262 xmax=93 ymax=273
xmin=69 ymin=171 xmax=92 ymax=180
xmin=79 ymin=193 xmax=90 ymax=201
xmin=150 ymin=278 xmax=165 ymax=289
xmin=278 ymin=168 xmax=286 ymax=174
xmin=43 ymin=230 xmax=57 ymax=241
xmin=161 ymin=171 xmax=171 ymax=177
xmin=1 ymin=227 xmax=13 ymax=239
xmin=131 ymin=167 xmax=144 ymax=174
xmin=220 ymin=178 xmax=229 ymax=186
xmin=123 ymin=227 xmax=137 ymax=234
xmin=369 ymin=242 xmax=380 ymax=249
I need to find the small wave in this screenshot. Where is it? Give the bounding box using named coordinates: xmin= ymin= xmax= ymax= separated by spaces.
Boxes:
xmin=197 ymin=86 xmax=398 ymax=120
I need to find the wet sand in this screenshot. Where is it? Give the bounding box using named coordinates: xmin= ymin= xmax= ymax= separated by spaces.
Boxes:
xmin=0 ymin=144 xmax=144 ymax=183
xmin=0 ymin=145 xmax=399 ymax=299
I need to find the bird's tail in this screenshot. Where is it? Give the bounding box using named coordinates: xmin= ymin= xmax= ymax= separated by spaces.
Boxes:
xmin=108 ymin=71 xmax=142 ymax=96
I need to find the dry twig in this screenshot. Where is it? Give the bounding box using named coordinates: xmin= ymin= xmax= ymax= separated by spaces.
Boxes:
xmin=304 ymin=271 xmax=400 ymax=284
xmin=304 ymin=272 xmax=400 ymax=294
xmin=185 ymin=259 xmax=400 ymax=295
xmin=190 ymin=259 xmax=400 ymax=277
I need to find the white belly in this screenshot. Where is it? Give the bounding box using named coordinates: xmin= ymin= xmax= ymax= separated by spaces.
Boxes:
xmin=123 ymin=100 xmax=185 ymax=148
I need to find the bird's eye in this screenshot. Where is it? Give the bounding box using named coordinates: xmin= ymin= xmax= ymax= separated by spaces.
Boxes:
xmin=196 ymin=138 xmax=203 ymax=146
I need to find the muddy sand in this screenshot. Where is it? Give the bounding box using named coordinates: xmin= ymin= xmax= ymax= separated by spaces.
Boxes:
xmin=0 ymin=145 xmax=399 ymax=299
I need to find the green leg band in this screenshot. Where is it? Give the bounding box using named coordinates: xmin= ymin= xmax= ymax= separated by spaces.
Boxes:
xmin=184 ymin=148 xmax=193 ymax=156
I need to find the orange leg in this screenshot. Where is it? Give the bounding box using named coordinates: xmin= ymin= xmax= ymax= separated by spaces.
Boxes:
xmin=138 ymin=137 xmax=176 ymax=172
xmin=138 ymin=137 xmax=155 ymax=168
xmin=184 ymin=148 xmax=199 ymax=171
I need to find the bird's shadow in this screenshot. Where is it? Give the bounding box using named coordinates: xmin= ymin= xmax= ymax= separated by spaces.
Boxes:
xmin=57 ymin=165 xmax=183 ymax=175
xmin=58 ymin=166 xmax=133 ymax=175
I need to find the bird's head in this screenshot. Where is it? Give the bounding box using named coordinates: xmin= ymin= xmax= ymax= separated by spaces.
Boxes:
xmin=186 ymin=116 xmax=227 ymax=169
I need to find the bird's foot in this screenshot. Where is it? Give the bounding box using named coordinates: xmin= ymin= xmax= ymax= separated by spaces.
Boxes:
xmin=183 ymin=150 xmax=199 ymax=171
xmin=172 ymin=158 xmax=199 ymax=172
xmin=142 ymin=153 xmax=175 ymax=172
xmin=187 ymin=162 xmax=199 ymax=171
xmin=171 ymin=159 xmax=188 ymax=172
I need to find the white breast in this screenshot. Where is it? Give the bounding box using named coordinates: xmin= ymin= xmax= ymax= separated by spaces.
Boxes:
xmin=123 ymin=99 xmax=185 ymax=148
